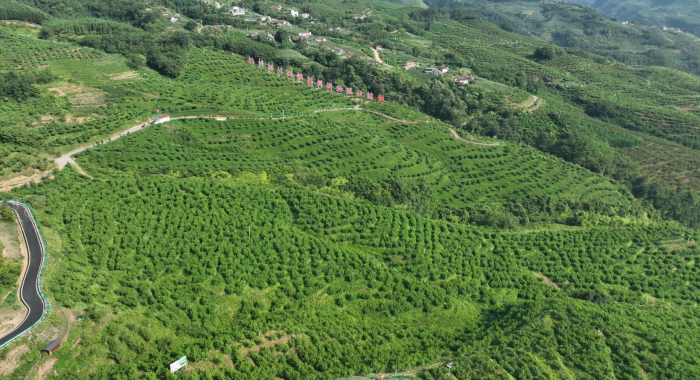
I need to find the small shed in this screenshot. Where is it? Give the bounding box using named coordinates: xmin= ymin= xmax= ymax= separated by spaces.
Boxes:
xmin=42 ymin=340 xmax=61 ymax=355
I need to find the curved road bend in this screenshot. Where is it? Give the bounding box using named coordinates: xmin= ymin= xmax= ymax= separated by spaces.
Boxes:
xmin=0 ymin=203 xmax=46 ymax=347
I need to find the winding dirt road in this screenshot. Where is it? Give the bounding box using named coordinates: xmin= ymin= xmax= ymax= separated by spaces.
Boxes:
xmin=449 ymin=128 xmax=501 ymax=146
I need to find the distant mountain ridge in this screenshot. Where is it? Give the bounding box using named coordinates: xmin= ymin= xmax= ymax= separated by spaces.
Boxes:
xmin=568 ymin=0 xmax=700 ymax=35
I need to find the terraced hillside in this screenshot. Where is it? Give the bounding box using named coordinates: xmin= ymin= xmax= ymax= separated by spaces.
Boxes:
xmin=77 ymin=109 xmax=642 ymax=227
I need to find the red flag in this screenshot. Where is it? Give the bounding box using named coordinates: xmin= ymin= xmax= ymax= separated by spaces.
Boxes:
xmin=317 ymin=80 xmax=323 ymax=88
xmin=346 ymin=87 xmax=352 ymax=95
xmin=258 ymin=59 xmax=264 ymax=67
xmin=357 ymin=90 xmax=363 ymax=97
xmin=367 ymin=92 xmax=373 ymax=100
xmin=336 ymin=85 xmax=342 ymax=92
xmin=307 ymin=77 xmax=313 ymax=85
xmin=286 ymin=70 xmax=292 ymax=77
xmin=327 ymin=83 xmax=332 ymax=90
xmin=248 ymin=57 xmax=254 ymax=64
xmin=268 ymin=64 xmax=273 ymax=72
xmin=378 ymin=95 xmax=384 ymax=102
xmin=277 ymin=67 xmax=282 ymax=75
xmin=297 ymin=73 xmax=303 ymax=81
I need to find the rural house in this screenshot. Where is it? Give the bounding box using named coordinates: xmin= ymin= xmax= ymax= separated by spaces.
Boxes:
xmin=287 ymin=9 xmax=299 ymax=17
xmin=436 ymin=66 xmax=449 ymax=74
xmin=153 ymin=114 xmax=170 ymax=124
xmin=454 ymin=74 xmax=476 ymax=85
xmin=332 ymin=47 xmax=344 ymax=55
xmin=403 ymin=61 xmax=422 ymax=70
xmin=345 ymin=52 xmax=355 ymax=58
xmin=298 ymin=31 xmax=312 ymax=37
xmin=314 ymin=37 xmax=326 ymax=42
xmin=301 ymin=13 xmax=310 ymax=19
xmin=269 ymin=5 xmax=281 ymax=11
xmin=229 ymin=6 xmax=246 ymax=15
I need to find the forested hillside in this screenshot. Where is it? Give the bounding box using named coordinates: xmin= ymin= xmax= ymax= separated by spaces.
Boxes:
xmin=0 ymin=0 xmax=700 ymax=377
xmin=587 ymin=0 xmax=700 ymax=36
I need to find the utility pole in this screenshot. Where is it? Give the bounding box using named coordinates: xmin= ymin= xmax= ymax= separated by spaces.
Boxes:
xmin=282 ymin=109 xmax=285 ymax=121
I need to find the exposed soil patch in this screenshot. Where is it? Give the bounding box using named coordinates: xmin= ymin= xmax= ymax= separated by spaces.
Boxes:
xmin=0 ymin=172 xmax=53 ymax=192
xmin=64 ymin=115 xmax=95 ymax=124
xmin=533 ymin=272 xmax=560 ymax=289
xmin=48 ymin=84 xmax=106 ymax=108
xmin=0 ymin=344 xmax=30 ymax=375
xmin=35 ymin=357 xmax=57 ymax=380
xmin=673 ymin=106 xmax=699 ymax=112
xmin=0 ymin=221 xmax=22 ymax=260
xmin=0 ymin=306 xmax=29 ymax=339
xmin=108 ymin=71 xmax=140 ymax=81
xmin=3 ymin=20 xmax=41 ymax=28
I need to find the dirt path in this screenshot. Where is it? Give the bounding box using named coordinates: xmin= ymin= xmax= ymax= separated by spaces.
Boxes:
xmin=370 ymin=47 xmax=393 ymax=67
xmin=529 ymin=97 xmax=544 ymax=112
xmin=0 ymin=344 xmax=29 ymax=376
xmin=35 ymin=357 xmax=57 ymax=380
xmin=515 ymin=95 xmax=538 ymax=109
xmin=449 ymin=128 xmax=501 ymax=146
xmin=0 ymin=106 xmax=492 ymax=183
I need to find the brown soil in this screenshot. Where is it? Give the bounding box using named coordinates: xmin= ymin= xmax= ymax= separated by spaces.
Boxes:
xmin=0 ymin=221 xmax=22 ymax=260
xmin=35 ymin=357 xmax=57 ymax=380
xmin=0 ymin=172 xmax=53 ymax=192
xmin=673 ymin=106 xmax=699 ymax=112
xmin=0 ymin=307 xmax=29 ymax=339
xmin=0 ymin=344 xmax=30 ymax=375
xmin=64 ymin=115 xmax=94 ymax=124
xmin=533 ymin=272 xmax=560 ymax=289
xmin=3 ymin=20 xmax=41 ymax=28
xmin=109 ymin=71 xmax=140 ymax=81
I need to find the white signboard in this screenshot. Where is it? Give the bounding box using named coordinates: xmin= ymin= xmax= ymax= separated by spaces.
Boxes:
xmin=170 ymin=356 xmax=187 ymax=373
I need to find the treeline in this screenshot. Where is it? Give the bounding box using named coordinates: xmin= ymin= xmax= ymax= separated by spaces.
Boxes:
xmin=0 ymin=69 xmax=54 ymax=102
xmin=0 ymin=0 xmax=50 ymax=24
xmin=39 ymin=19 xmax=190 ymax=77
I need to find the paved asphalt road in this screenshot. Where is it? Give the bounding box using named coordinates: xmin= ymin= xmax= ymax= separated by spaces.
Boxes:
xmin=0 ymin=203 xmax=46 ymax=347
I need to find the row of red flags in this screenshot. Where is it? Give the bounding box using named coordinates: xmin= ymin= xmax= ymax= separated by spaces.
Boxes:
xmin=249 ymin=57 xmax=384 ymax=102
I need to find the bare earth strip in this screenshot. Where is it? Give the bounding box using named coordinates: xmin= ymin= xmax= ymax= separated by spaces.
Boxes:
xmin=35 ymin=357 xmax=57 ymax=380
xmin=0 ymin=345 xmax=30 ymax=375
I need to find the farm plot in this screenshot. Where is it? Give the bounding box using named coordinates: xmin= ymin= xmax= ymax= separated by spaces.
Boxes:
xmin=77 ymin=110 xmax=633 ymax=217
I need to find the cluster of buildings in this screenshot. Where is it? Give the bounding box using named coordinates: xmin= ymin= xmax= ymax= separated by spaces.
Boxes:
xmin=423 ymin=66 xmax=449 ymax=75
xmin=228 ymin=5 xmax=312 ymax=25
xmin=330 ymin=47 xmax=354 ymax=58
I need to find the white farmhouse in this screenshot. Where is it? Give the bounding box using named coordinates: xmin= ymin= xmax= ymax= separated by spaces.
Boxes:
xmin=153 ymin=114 xmax=170 ymax=124
xmin=229 ymin=6 xmax=246 ymax=16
